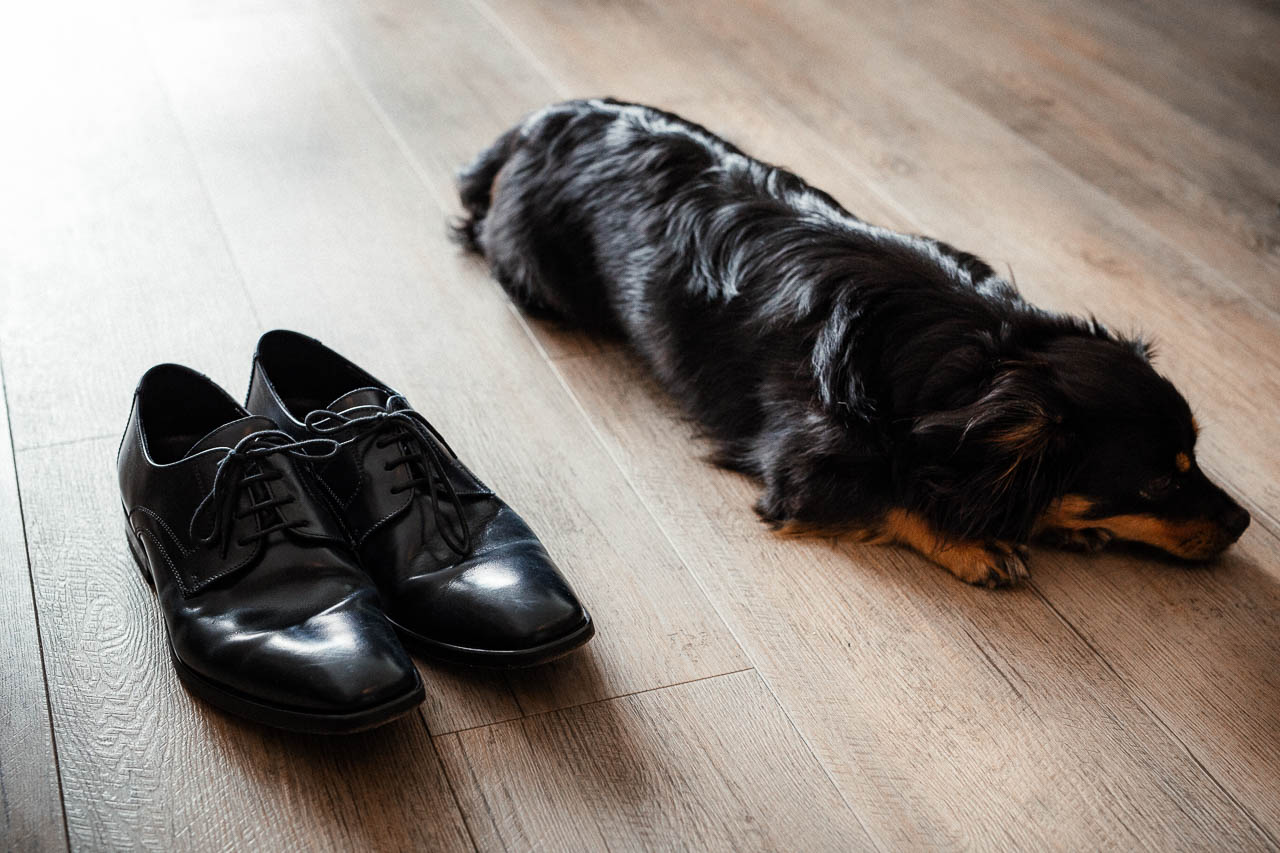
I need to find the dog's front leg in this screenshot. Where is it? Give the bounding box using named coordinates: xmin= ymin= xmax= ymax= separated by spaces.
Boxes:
xmin=872 ymin=508 xmax=1031 ymax=588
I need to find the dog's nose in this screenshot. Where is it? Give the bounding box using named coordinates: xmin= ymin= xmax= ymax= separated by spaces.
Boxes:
xmin=1220 ymin=505 xmax=1251 ymax=541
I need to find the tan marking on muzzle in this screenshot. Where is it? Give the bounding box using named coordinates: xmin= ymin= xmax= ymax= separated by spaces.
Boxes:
xmin=1037 ymin=496 xmax=1228 ymax=559
xmin=1034 ymin=494 xmax=1223 ymax=560
xmin=1090 ymin=514 xmax=1227 ymax=560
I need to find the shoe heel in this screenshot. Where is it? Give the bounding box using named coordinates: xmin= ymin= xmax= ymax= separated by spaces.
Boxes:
xmin=123 ymin=510 xmax=155 ymax=589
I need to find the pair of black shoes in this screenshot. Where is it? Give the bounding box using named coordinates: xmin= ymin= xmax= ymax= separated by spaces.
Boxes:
xmin=119 ymin=330 xmax=593 ymax=733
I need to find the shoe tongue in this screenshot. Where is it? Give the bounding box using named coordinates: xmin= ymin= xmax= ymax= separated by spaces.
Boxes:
xmin=325 ymin=386 xmax=392 ymax=414
xmin=185 ymin=415 xmax=278 ymax=457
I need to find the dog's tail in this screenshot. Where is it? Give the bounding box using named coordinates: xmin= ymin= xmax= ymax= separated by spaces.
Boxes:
xmin=451 ymin=125 xmax=522 ymax=252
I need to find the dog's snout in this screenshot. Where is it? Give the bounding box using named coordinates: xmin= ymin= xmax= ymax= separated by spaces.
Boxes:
xmin=1220 ymin=504 xmax=1251 ymax=541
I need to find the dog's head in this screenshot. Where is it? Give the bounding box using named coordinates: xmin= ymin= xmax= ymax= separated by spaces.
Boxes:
xmin=910 ymin=333 xmax=1249 ymax=558
xmin=1031 ymin=337 xmax=1249 ymax=559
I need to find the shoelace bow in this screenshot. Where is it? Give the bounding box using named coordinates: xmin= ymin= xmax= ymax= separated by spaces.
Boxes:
xmin=303 ymin=395 xmax=473 ymax=556
xmin=188 ymin=430 xmax=340 ymax=557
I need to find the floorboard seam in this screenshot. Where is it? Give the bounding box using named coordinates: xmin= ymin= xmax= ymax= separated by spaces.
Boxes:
xmin=511 ymin=326 xmax=886 ymax=848
xmin=14 ymin=432 xmax=118 ymax=455
xmin=912 ymin=0 xmax=1280 ymax=329
xmin=453 ymin=730 xmax=509 ymax=850
xmin=957 ymin=89 xmax=1280 ymax=331
xmin=656 ymin=0 xmax=1280 ymax=366
xmin=417 ymin=713 xmax=483 ymax=853
xmin=433 ymin=667 xmax=756 ymax=737
xmin=457 ymin=0 xmax=570 ymax=99
xmin=139 ymin=15 xmax=268 ymax=342
xmin=0 ymin=352 xmax=72 ymax=852
xmin=1031 ymin=582 xmax=1278 ymax=847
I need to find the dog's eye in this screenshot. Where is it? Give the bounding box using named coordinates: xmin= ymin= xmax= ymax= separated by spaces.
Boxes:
xmin=1139 ymin=475 xmax=1174 ymax=501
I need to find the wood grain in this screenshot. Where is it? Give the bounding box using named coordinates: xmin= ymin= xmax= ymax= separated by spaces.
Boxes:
xmin=822 ymin=0 xmax=1280 ymax=315
xmin=143 ymin=10 xmax=748 ymax=733
xmin=0 ymin=2 xmax=261 ymax=452
xmin=321 ymin=0 xmax=619 ymax=363
xmin=437 ymin=670 xmax=873 ymax=852
xmin=0 ymin=368 xmax=66 ymax=851
xmin=1031 ymin=530 xmax=1280 ymax=836
xmin=16 ymin=437 xmax=473 ymax=851
xmin=1049 ymin=0 xmax=1280 ymax=166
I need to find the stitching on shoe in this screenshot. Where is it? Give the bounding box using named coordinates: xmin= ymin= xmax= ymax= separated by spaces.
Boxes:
xmin=136 ymin=527 xmax=186 ymax=595
xmin=188 ymin=544 xmax=257 ymax=595
xmin=292 ymin=461 xmax=356 ymax=544
xmin=132 ymin=506 xmax=193 ymax=557
xmin=356 ymin=503 xmax=411 ymax=548
xmin=313 ymin=471 xmax=348 ymax=513
xmin=132 ymin=507 xmax=255 ymax=596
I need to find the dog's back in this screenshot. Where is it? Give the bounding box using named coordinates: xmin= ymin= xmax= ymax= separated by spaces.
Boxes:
xmin=456 ymin=99 xmax=1021 ymax=440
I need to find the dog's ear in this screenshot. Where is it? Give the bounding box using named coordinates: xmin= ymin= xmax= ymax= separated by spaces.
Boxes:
xmin=908 ymin=365 xmax=1074 ymax=540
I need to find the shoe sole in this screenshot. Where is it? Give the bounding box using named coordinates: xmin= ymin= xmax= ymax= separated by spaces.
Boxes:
xmin=388 ymin=614 xmax=596 ymax=669
xmin=124 ymin=513 xmax=425 ymax=734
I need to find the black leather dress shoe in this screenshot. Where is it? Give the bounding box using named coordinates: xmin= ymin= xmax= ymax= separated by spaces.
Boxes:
xmin=245 ymin=330 xmax=594 ymax=667
xmin=119 ymin=364 xmax=424 ymax=733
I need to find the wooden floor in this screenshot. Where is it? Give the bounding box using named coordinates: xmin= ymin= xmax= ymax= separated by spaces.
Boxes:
xmin=2 ymin=0 xmax=1278 ymax=849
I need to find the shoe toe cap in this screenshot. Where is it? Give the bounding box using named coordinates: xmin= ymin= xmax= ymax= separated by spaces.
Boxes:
xmin=178 ymin=587 xmax=421 ymax=715
xmin=403 ymin=538 xmax=589 ymax=653
xmin=270 ymin=601 xmax=422 ymax=712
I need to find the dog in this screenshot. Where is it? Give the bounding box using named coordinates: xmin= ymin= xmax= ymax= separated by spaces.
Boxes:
xmin=454 ymin=98 xmax=1250 ymax=587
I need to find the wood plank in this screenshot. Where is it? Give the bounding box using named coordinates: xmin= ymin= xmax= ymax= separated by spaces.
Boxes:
xmin=1108 ymin=0 xmax=1280 ymax=89
xmin=323 ymin=0 xmax=618 ymax=363
xmin=829 ymin=0 xmax=1280 ymax=316
xmin=0 ymin=366 xmax=66 ymax=850
xmin=555 ymin=347 xmax=1273 ymax=849
xmin=1033 ymin=527 xmax=1280 ymax=838
xmin=16 ymin=437 xmax=473 ymax=851
xmin=143 ymin=10 xmax=748 ymax=732
xmin=437 ymin=670 xmax=874 ymax=852
xmin=1050 ymin=0 xmax=1280 ymax=165
xmin=0 ymin=2 xmax=261 ymax=452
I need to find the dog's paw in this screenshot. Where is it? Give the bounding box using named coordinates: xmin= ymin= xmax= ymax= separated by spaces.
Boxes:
xmin=1041 ymin=527 xmax=1113 ymax=553
xmin=943 ymin=540 xmax=1031 ymax=588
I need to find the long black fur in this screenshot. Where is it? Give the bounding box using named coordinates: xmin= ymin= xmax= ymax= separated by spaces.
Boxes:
xmin=454 ymin=98 xmax=1247 ymax=568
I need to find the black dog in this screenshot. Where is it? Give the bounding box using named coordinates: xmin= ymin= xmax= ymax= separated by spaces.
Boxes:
xmin=455 ymin=98 xmax=1250 ymax=586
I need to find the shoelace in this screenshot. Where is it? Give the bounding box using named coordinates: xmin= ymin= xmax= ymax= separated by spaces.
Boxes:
xmin=304 ymin=395 xmax=473 ymax=556
xmin=188 ymin=430 xmax=340 ymax=557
